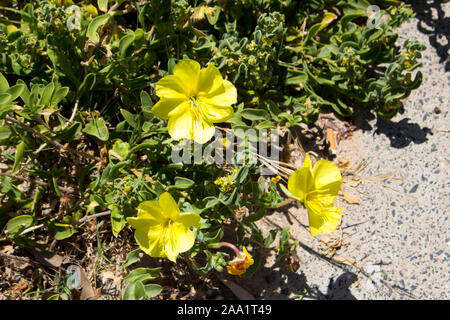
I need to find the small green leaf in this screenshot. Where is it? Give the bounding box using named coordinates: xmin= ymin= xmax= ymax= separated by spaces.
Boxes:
xmin=241 ymin=109 xmax=270 ymax=121
xmin=98 ymin=0 xmax=108 ymax=12
xmin=40 ymin=82 xmax=55 ymax=106
xmin=109 ymin=204 xmax=126 ymax=236
xmin=119 ymin=33 xmax=135 ymax=57
xmin=78 ymin=73 xmax=96 ymax=98
xmin=0 ymin=72 xmax=9 ymax=93
xmin=6 ymin=215 xmax=35 ymax=236
xmin=50 ymin=87 xmax=69 ymax=106
xmin=120 ymin=109 xmax=137 ymax=128
xmin=53 ymin=223 xmax=76 ymax=240
xmin=168 ymin=177 xmax=195 ymax=190
xmin=206 ymin=6 xmax=221 ymax=25
xmin=12 ymin=141 xmax=26 ymax=173
xmin=123 ymin=267 xmax=161 ymax=283
xmin=144 ymin=284 xmax=162 ymax=298
xmin=6 ymin=84 xmax=25 ymax=102
xmin=83 ymin=118 xmax=109 ymax=141
xmin=87 ymin=13 xmax=111 ymax=43
xmin=121 ymin=248 xmax=142 ymax=269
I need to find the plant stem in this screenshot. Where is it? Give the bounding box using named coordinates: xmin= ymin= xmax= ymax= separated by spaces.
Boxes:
xmin=4 ymin=115 xmax=101 ymax=162
xmin=77 ymin=210 xmax=111 ymax=225
xmin=0 ymin=172 xmax=75 ymax=194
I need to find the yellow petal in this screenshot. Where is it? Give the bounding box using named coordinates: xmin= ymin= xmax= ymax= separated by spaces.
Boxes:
xmin=305 ymin=198 xmax=342 ymax=237
xmin=167 ymin=105 xmax=215 ymax=144
xmin=288 ymin=167 xmax=313 ymax=201
xmin=155 ymin=75 xmax=188 ymax=99
xmin=197 ymin=64 xmax=223 ymax=95
xmin=176 ymin=212 xmax=201 ymax=228
xmin=164 ymin=223 xmax=196 ymax=262
xmin=311 ymin=159 xmax=342 ymax=191
xmin=304 ymin=154 xmax=312 ymax=168
xmin=136 ymin=201 xmax=166 ymax=223
xmin=152 ymin=98 xmax=186 ymax=120
xmin=158 ymin=192 xmax=180 ymax=220
xmin=197 ymin=100 xmax=234 ymax=123
xmin=172 ymin=59 xmax=200 ymax=96
xmin=127 ymin=218 xmax=166 ymax=257
xmin=199 ymin=80 xmax=237 ymax=107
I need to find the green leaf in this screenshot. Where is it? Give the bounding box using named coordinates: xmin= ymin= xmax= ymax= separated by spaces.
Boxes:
xmin=264 ymin=228 xmax=279 ymax=247
xmin=123 ymin=267 xmax=161 ymax=283
xmin=6 ymin=84 xmax=25 ymax=102
xmin=121 ymin=248 xmax=142 ymax=269
xmin=168 ymin=177 xmax=195 ymax=190
xmin=120 ymin=108 xmax=137 ymax=128
xmin=206 ymin=6 xmax=221 ymax=25
xmin=53 ymin=223 xmax=76 ymax=240
xmin=0 ymin=126 xmax=11 ymax=141
xmin=87 ymin=13 xmax=111 ymax=43
xmin=50 ymin=87 xmax=69 ymax=106
xmin=40 ymin=82 xmax=55 ymax=106
xmin=83 ymin=118 xmax=109 ymax=141
xmin=286 ymin=71 xmax=308 ymax=86
xmin=241 ymin=109 xmax=270 ymax=121
xmin=98 ymin=0 xmax=108 ymax=12
xmin=119 ymin=33 xmax=135 ymax=57
xmin=304 ymin=23 xmax=321 ymax=44
xmin=55 ymin=122 xmax=82 ymax=141
xmin=78 ymin=73 xmax=96 ymax=98
xmin=109 ymin=204 xmax=126 ymax=236
xmin=144 ymin=284 xmax=162 ymax=299
xmin=122 ymin=283 xmax=137 ymax=300
xmin=0 ymin=93 xmax=12 ymax=105
xmin=0 ymin=72 xmax=9 ymax=93
xmin=6 ymin=215 xmax=35 ymax=236
xmin=12 ymin=141 xmax=26 ymax=173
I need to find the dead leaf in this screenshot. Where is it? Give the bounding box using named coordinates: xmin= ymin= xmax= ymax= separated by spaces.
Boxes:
xmin=0 ymin=245 xmax=14 ymax=254
xmin=333 ymin=256 xmax=356 ymax=266
xmin=31 ymin=247 xmax=67 ymax=268
xmin=341 ymin=189 xmax=360 ymax=204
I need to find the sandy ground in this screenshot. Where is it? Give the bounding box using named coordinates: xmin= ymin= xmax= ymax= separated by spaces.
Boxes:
xmin=231 ymin=0 xmax=449 ymax=300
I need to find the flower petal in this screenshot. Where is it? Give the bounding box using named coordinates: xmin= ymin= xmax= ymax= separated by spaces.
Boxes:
xmin=158 ymin=192 xmax=180 ymax=220
xmin=127 ymin=218 xmax=166 ymax=257
xmin=176 ymin=212 xmax=201 ymax=228
xmin=198 ymin=99 xmax=234 ymax=123
xmin=164 ymin=223 xmax=196 ymax=262
xmin=155 ymin=75 xmax=188 ymax=99
xmin=305 ymin=198 xmax=342 ymax=237
xmin=152 ymin=98 xmax=186 ymax=120
xmin=288 ymin=167 xmax=314 ymax=201
xmin=199 ymin=80 xmax=237 ymax=107
xmin=197 ymin=64 xmax=223 ymax=95
xmin=167 ymin=105 xmax=215 ymax=144
xmin=136 ymin=201 xmax=166 ymax=222
xmin=172 ymin=59 xmax=200 ymax=96
xmin=312 ymin=159 xmax=342 ymax=190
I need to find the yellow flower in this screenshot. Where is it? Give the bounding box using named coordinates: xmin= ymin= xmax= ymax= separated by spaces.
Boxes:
xmin=271 ymin=175 xmax=281 ymax=184
xmin=288 ymin=155 xmax=343 ymax=237
xmin=152 ymin=59 xmax=237 ymax=144
xmin=127 ymin=192 xmax=200 ymax=262
xmin=226 ymin=246 xmax=254 ymax=276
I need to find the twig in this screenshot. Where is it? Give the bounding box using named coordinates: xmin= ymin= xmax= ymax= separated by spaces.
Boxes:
xmin=77 ymin=210 xmax=111 ymax=225
xmin=0 ymin=252 xmax=40 ymax=266
xmin=0 ymin=172 xmax=75 ymax=194
xmin=4 ymin=115 xmax=101 ymax=162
